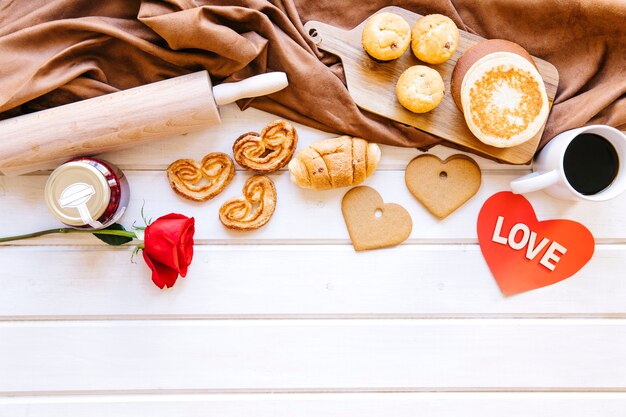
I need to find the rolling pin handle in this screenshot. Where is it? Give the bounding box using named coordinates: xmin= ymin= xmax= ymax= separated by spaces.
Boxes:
xmin=212 ymin=72 xmax=288 ymax=106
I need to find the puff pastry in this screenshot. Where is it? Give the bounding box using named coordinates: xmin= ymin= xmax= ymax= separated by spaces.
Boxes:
xmin=167 ymin=152 xmax=234 ymax=201
xmin=233 ymin=119 xmax=297 ymax=173
xmin=288 ymin=136 xmax=381 ymax=190
xmin=219 ymin=175 xmax=277 ymax=230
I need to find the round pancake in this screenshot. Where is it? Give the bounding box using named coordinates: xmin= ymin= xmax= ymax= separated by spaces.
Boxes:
xmin=451 ymin=40 xmax=549 ymax=148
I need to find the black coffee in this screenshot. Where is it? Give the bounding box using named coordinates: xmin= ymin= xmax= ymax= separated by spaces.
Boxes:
xmin=563 ymin=133 xmax=619 ymax=195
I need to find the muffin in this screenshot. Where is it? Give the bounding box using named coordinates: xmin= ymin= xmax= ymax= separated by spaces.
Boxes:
xmin=411 ymin=14 xmax=459 ymax=64
xmin=362 ymin=12 xmax=411 ymax=61
xmin=395 ymin=65 xmax=445 ymax=113
xmin=451 ymin=39 xmax=549 ymax=148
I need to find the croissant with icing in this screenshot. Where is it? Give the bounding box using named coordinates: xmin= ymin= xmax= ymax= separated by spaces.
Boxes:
xmin=288 ymin=136 xmax=381 ymax=190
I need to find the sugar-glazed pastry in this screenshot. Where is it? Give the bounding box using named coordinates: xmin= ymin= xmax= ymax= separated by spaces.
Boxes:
xmin=219 ymin=175 xmax=276 ymax=230
xmin=233 ymin=119 xmax=297 ymax=173
xmin=395 ymin=65 xmax=445 ymax=113
xmin=167 ymin=152 xmax=235 ymax=201
xmin=451 ymin=39 xmax=549 ymax=148
xmin=361 ymin=12 xmax=411 ymax=61
xmin=411 ymin=14 xmax=459 ymax=64
xmin=288 ymin=136 xmax=380 ymax=190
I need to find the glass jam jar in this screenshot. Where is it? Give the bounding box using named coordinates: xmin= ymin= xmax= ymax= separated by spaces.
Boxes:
xmin=44 ymin=157 xmax=130 ymax=229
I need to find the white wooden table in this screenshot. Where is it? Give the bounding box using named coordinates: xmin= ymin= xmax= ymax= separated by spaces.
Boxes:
xmin=1 ymin=104 xmax=625 ymax=416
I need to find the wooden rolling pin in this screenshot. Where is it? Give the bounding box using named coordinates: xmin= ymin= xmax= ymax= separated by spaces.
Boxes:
xmin=0 ymin=71 xmax=288 ymax=176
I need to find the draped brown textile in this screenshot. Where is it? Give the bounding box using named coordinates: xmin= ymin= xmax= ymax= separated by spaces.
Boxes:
xmin=0 ymin=0 xmax=624 ymax=152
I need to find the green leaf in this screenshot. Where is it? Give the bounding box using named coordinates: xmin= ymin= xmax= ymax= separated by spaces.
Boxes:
xmin=93 ymin=223 xmax=135 ymax=246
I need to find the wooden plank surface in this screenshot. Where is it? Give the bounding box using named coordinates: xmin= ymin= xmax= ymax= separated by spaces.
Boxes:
xmin=3 ymin=393 xmax=626 ymax=417
xmin=1 ymin=101 xmax=625 ymax=415
xmin=1 ymin=319 xmax=626 ymax=393
xmin=0 ymin=245 xmax=624 ymax=319
xmin=2 ymin=170 xmax=625 ymax=245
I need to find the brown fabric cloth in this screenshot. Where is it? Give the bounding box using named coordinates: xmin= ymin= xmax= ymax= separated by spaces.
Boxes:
xmin=0 ymin=0 xmax=624 ymax=152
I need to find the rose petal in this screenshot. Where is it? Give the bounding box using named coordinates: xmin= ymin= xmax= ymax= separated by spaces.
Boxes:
xmin=143 ymin=251 xmax=179 ymax=289
xmin=176 ymin=219 xmax=195 ymax=276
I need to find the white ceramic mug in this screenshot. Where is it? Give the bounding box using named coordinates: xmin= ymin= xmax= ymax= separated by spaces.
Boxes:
xmin=510 ymin=125 xmax=626 ymax=201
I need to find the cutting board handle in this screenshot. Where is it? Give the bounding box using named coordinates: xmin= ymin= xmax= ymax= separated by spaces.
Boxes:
xmin=213 ymin=72 xmax=288 ymax=106
xmin=304 ymin=20 xmax=353 ymax=57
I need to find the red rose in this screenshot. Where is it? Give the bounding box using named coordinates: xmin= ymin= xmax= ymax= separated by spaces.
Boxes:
xmin=142 ymin=213 xmax=195 ymax=289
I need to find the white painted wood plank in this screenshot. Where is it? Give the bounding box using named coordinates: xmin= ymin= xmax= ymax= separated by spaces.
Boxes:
xmin=2 ymin=393 xmax=626 ymax=417
xmin=2 ymin=170 xmax=624 ymax=245
xmin=97 ymin=104 xmax=523 ymax=172
xmin=1 ymin=319 xmax=625 ymax=393
xmin=0 ymin=245 xmax=624 ymax=318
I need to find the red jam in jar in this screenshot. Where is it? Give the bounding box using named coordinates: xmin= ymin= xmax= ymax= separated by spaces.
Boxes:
xmin=44 ymin=157 xmax=130 ymax=229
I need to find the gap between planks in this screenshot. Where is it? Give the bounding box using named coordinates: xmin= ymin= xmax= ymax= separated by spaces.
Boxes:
xmin=5 ymin=391 xmax=626 ymax=401
xmin=2 ymin=239 xmax=626 ymax=246
xmin=2 ymin=394 xmax=626 ymax=417
xmin=3 ymin=392 xmax=626 ymax=417
xmin=3 ymin=314 xmax=626 ymax=321
xmin=5 ymin=387 xmax=626 ymax=397
xmin=1 ymin=317 xmax=625 ymax=327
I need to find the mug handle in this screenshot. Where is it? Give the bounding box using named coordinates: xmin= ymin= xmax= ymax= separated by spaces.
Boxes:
xmin=510 ymin=170 xmax=559 ymax=194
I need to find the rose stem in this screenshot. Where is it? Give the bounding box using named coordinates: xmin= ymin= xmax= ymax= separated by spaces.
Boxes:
xmin=0 ymin=228 xmax=137 ymax=243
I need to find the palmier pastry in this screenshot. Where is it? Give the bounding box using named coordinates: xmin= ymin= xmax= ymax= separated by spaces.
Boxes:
xmin=233 ymin=119 xmax=298 ymax=173
xmin=219 ymin=175 xmax=277 ymax=230
xmin=167 ymin=152 xmax=235 ymax=201
xmin=288 ymin=136 xmax=381 ymax=190
xmin=451 ymin=39 xmax=549 ymax=148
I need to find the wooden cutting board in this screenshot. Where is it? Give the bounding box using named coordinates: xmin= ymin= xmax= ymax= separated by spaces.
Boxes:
xmin=303 ymin=6 xmax=559 ymax=165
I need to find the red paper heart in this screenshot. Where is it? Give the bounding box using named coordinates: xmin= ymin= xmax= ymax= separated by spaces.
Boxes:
xmin=477 ymin=192 xmax=595 ymax=296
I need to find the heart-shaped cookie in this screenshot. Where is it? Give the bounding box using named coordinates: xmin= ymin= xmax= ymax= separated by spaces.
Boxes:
xmin=478 ymin=191 xmax=595 ymax=296
xmin=233 ymin=119 xmax=298 ymax=173
xmin=219 ymin=175 xmax=277 ymax=230
xmin=167 ymin=152 xmax=235 ymax=201
xmin=405 ymin=154 xmax=481 ymax=219
xmin=342 ymin=186 xmax=412 ymax=251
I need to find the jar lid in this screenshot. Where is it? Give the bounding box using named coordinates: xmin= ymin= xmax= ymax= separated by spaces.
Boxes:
xmin=44 ymin=161 xmax=111 ymax=227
